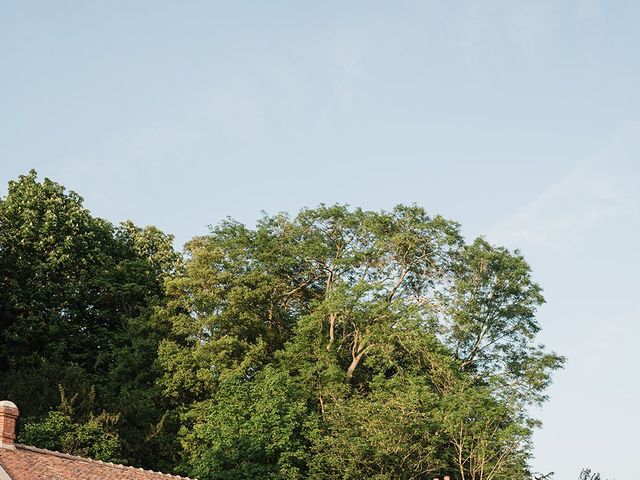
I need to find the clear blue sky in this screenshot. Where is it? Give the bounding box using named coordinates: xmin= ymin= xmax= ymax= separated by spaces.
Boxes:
xmin=2 ymin=1 xmax=638 ymax=478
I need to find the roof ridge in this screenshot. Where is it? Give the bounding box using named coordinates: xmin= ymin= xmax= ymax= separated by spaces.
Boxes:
xmin=13 ymin=444 xmax=195 ymax=480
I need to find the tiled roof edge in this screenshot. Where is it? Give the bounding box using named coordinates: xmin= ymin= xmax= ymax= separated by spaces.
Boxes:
xmin=14 ymin=444 xmax=195 ymax=480
xmin=0 ymin=463 xmax=12 ymax=480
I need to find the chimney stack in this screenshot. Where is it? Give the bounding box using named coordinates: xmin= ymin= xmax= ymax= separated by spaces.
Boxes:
xmin=0 ymin=401 xmax=19 ymax=449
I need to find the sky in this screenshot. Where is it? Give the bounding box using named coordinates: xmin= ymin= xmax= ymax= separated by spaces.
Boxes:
xmin=1 ymin=1 xmax=638 ymax=477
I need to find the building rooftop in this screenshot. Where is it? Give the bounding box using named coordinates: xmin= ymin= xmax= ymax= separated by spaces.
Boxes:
xmin=0 ymin=400 xmax=195 ymax=480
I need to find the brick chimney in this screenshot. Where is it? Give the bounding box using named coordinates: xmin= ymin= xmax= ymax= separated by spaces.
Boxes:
xmin=0 ymin=401 xmax=19 ymax=449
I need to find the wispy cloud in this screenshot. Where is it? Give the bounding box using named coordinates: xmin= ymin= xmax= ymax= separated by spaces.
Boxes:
xmin=458 ymin=1 xmax=559 ymax=59
xmin=485 ymin=125 xmax=640 ymax=250
xmin=458 ymin=0 xmax=603 ymax=65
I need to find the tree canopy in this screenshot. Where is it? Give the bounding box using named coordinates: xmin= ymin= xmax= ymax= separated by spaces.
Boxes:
xmin=0 ymin=171 xmax=178 ymax=470
xmin=159 ymin=204 xmax=563 ymax=479
xmin=0 ymin=172 xmax=563 ymax=479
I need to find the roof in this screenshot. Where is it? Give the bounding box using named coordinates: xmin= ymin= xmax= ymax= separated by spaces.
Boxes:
xmin=0 ymin=444 xmax=195 ymax=480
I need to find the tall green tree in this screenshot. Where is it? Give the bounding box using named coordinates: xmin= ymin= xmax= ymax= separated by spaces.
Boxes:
xmin=0 ymin=171 xmax=178 ymax=470
xmin=158 ymin=205 xmax=563 ymax=480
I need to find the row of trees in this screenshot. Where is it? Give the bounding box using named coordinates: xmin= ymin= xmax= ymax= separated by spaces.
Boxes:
xmin=1 ymin=171 xmax=566 ymax=479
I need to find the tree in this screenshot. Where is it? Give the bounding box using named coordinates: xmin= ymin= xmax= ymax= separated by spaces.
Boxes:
xmin=158 ymin=205 xmax=563 ymax=479
xmin=0 ymin=171 xmax=178 ymax=470
xmin=579 ymin=468 xmax=611 ymax=480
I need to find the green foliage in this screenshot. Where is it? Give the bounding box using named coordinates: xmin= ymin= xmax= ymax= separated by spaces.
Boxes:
xmin=18 ymin=387 xmax=122 ymax=462
xmin=20 ymin=411 xmax=121 ymax=461
xmin=0 ymin=171 xmax=166 ymax=405
xmin=438 ymin=385 xmax=531 ymax=480
xmin=0 ymin=171 xmax=178 ymax=470
xmin=1 ymin=172 xmax=563 ymax=478
xmin=158 ymin=204 xmax=563 ymax=479
xmin=182 ymin=367 xmax=315 ymax=480
xmin=444 ymin=238 xmax=565 ymax=405
xmin=309 ymin=374 xmax=448 ymax=480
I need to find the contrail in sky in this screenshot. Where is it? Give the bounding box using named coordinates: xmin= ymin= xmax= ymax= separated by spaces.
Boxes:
xmin=301 ymin=43 xmax=367 ymax=161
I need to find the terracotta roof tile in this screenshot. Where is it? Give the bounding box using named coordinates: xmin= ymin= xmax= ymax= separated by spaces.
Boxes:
xmin=0 ymin=444 xmax=195 ymax=480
